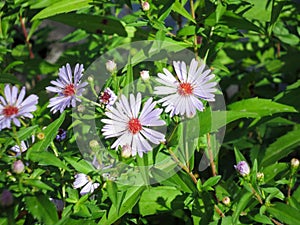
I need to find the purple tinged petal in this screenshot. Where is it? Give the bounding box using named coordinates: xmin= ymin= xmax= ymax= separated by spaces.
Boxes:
xmin=4 ymin=85 xmax=11 ymax=104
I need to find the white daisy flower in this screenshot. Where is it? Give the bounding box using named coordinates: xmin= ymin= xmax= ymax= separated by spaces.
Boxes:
xmin=99 ymin=87 xmax=117 ymax=109
xmin=101 ymin=92 xmax=166 ymax=157
xmin=73 ymin=173 xmax=100 ymax=195
xmin=46 ymin=63 xmax=88 ymax=113
xmin=0 ymin=85 xmax=38 ymax=130
xmin=154 ymin=58 xmax=217 ymax=117
xmin=10 ymin=135 xmax=35 ymax=157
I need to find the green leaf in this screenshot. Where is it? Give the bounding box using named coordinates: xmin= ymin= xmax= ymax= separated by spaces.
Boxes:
xmin=134 ymin=186 xmax=183 ymax=216
xmin=29 ymin=151 xmax=69 ymax=170
xmin=31 ymin=0 xmax=92 ymax=21
xmin=0 ymin=73 xmax=21 ymax=85
xmin=202 ymin=175 xmax=222 ymax=189
xmin=27 ymin=112 xmax=65 ymax=155
xmin=277 ymin=34 xmax=299 ymax=46
xmin=25 ymin=195 xmax=58 ymax=224
xmin=260 ymin=128 xmax=300 ymax=167
xmin=232 ymin=191 xmax=252 ymax=224
xmin=106 ymin=180 xmax=118 ymax=212
xmin=50 ymin=14 xmax=127 ymax=36
xmin=267 ymin=202 xmax=300 ymax=225
xmin=98 ymin=186 xmax=145 ymax=225
xmin=252 ymin=214 xmax=273 ymax=224
xmin=64 ymin=157 xmax=95 ymax=174
xmin=228 ymin=98 xmax=297 ymax=118
xmin=234 ymin=146 xmax=246 ymax=163
xmin=220 ymin=11 xmax=263 ymax=33
xmin=172 ymin=1 xmax=196 ymax=24
xmin=23 ymin=179 xmax=54 ymax=191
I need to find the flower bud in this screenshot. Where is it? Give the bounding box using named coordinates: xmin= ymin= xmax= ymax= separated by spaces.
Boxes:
xmin=0 ymin=190 xmax=13 ymax=207
xmin=140 ymin=70 xmax=150 ymax=81
xmin=77 ymin=104 xmax=85 ymax=113
xmin=56 ymin=128 xmax=67 ymax=142
xmin=12 ymin=160 xmax=25 ymax=174
xmin=121 ymin=144 xmax=132 ymax=158
xmin=234 ymin=161 xmax=250 ymax=177
xmin=222 ymin=196 xmax=230 ymax=206
xmin=256 ymin=172 xmax=264 ymax=182
xmin=142 ymin=1 xmax=150 ymax=11
xmin=89 ymin=140 xmax=100 ymax=152
xmin=106 ymin=60 xmax=117 ymax=73
xmin=87 ymin=76 xmax=94 ymax=82
xmin=291 ymin=158 xmax=299 ymax=169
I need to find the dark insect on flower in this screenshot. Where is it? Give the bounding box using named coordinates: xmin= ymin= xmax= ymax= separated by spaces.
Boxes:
xmin=56 ymin=128 xmax=67 ymax=142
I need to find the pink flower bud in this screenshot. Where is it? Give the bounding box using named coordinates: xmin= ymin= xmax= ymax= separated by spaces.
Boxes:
xmin=106 ymin=60 xmax=117 ymax=73
xmin=12 ymin=160 xmax=25 ymax=174
xmin=0 ymin=190 xmax=13 ymax=207
xmin=140 ymin=70 xmax=150 ymax=81
xmin=142 ymin=1 xmax=150 ymax=11
xmin=234 ymin=161 xmax=250 ymax=176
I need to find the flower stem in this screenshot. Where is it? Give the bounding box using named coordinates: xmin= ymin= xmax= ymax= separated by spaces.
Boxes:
xmin=207 ymin=133 xmax=217 ymax=176
xmin=168 ymin=147 xmax=197 ymax=184
xmin=19 ymin=15 xmax=34 ymax=59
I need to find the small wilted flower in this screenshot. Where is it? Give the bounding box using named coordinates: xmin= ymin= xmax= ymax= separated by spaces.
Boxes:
xmin=0 ymin=84 xmax=38 ymax=130
xmin=56 ymin=128 xmax=67 ymax=142
xmin=140 ymin=70 xmax=150 ymax=81
xmin=77 ymin=104 xmax=85 ymax=113
xmin=46 ymin=63 xmax=88 ymax=113
xmin=141 ymin=1 xmax=150 ymax=11
xmin=106 ymin=60 xmax=117 ymax=73
xmin=99 ymin=88 xmax=117 ymax=109
xmin=73 ymin=173 xmax=100 ymax=195
xmin=222 ymin=196 xmax=230 ymax=206
xmin=291 ymin=158 xmax=299 ymax=169
xmin=234 ymin=161 xmax=250 ymax=177
xmin=12 ymin=160 xmax=25 ymax=174
xmin=0 ymin=189 xmax=13 ymax=207
xmin=121 ymin=144 xmax=132 ymax=158
xmin=37 ymin=132 xmax=45 ymax=140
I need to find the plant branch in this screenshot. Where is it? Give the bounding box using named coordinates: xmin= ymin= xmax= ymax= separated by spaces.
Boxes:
xmin=19 ymin=15 xmax=34 ymax=59
xmin=207 ymin=133 xmax=217 ymax=176
xmin=168 ymin=147 xmax=198 ymax=184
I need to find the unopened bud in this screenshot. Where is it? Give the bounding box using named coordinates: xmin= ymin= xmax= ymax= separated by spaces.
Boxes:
xmin=142 ymin=1 xmax=150 ymax=11
xmin=121 ymin=144 xmax=132 ymax=158
xmin=77 ymin=104 xmax=85 ymax=113
xmin=12 ymin=160 xmax=25 ymax=174
xmin=291 ymin=158 xmax=299 ymax=169
xmin=140 ymin=70 xmax=150 ymax=81
xmin=89 ymin=140 xmax=100 ymax=152
xmin=56 ymin=128 xmax=67 ymax=142
xmin=0 ymin=190 xmax=13 ymax=207
xmin=87 ymin=76 xmax=94 ymax=82
xmin=234 ymin=161 xmax=250 ymax=177
xmin=106 ymin=60 xmax=117 ymax=73
xmin=222 ymin=196 xmax=230 ymax=206
xmin=256 ymin=172 xmax=264 ymax=182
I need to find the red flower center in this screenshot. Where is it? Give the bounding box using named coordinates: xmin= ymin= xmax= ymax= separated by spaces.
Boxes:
xmin=63 ymin=84 xmax=76 ymax=96
xmin=100 ymin=92 xmax=111 ymax=103
xmin=178 ymin=82 xmax=193 ymax=96
xmin=128 ymin=118 xmax=142 ymax=134
xmin=3 ymin=105 xmax=19 ymax=117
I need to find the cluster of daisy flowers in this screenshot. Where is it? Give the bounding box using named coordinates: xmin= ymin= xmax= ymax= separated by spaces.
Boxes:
xmin=0 ymin=58 xmax=217 ymax=195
